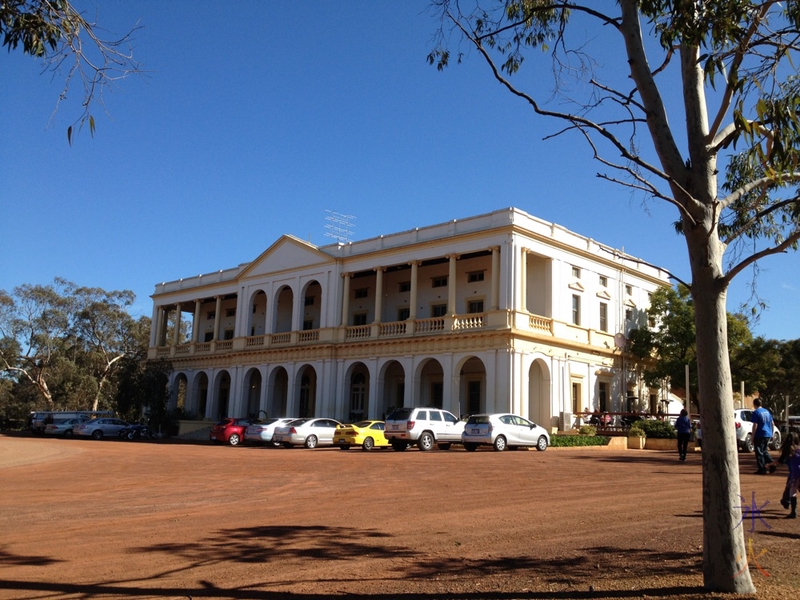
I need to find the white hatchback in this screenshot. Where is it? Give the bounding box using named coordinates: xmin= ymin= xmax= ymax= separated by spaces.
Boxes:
xmin=462 ymin=413 xmax=549 ymax=452
xmin=272 ymin=418 xmax=342 ymax=449
xmin=244 ymin=418 xmax=297 ymax=445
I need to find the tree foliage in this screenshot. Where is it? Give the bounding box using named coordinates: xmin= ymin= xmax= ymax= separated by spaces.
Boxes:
xmin=427 ymin=0 xmax=800 ymax=592
xmin=0 ymin=278 xmax=153 ymax=418
xmin=1 ymin=0 xmax=140 ymax=143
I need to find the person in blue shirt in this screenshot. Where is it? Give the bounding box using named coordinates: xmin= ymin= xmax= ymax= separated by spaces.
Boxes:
xmin=751 ymin=399 xmax=776 ymax=474
xmin=675 ymin=409 xmax=692 ymax=461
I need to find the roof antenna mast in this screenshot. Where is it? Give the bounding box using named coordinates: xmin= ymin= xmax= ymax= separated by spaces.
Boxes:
xmin=324 ymin=210 xmax=356 ymax=243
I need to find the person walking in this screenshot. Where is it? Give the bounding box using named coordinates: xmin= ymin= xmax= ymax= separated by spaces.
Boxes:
xmin=751 ymin=399 xmax=776 ymax=475
xmin=675 ymin=408 xmax=691 ymax=461
xmin=777 ymin=432 xmax=800 ymax=518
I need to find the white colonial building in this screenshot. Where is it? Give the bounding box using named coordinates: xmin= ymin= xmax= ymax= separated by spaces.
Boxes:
xmin=149 ymin=207 xmax=671 ymax=430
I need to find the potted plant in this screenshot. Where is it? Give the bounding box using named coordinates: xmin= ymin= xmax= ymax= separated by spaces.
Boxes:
xmin=627 ymin=426 xmax=646 ymax=449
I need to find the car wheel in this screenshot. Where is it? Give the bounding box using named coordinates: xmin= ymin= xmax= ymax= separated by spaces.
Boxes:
xmin=437 ymin=443 xmax=452 ymax=451
xmin=91 ymin=430 xmax=103 ymax=440
xmin=771 ymin=430 xmax=782 ymax=451
xmin=742 ymin=433 xmax=754 ymax=453
xmin=536 ymin=435 xmax=548 ymax=452
xmin=464 ymin=443 xmax=478 ymax=452
xmin=305 ymin=435 xmax=318 ymax=449
xmin=127 ymin=430 xmax=137 ymax=441
xmin=418 ymin=432 xmax=435 ymax=451
xmin=493 ymin=435 xmax=507 ymax=452
xmin=391 ymin=440 xmax=408 ymax=452
xmin=228 ymin=433 xmax=241 ymax=446
xmin=362 ymin=437 xmax=374 ymax=451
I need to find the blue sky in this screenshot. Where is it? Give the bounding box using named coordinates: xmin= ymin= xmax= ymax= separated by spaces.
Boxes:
xmin=1 ymin=1 xmax=797 ymax=341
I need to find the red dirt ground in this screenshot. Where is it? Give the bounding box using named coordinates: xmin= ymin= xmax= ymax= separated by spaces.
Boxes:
xmin=0 ymin=434 xmax=798 ymax=600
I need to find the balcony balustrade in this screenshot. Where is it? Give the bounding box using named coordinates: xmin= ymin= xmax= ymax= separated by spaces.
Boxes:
xmin=149 ymin=311 xmax=579 ymax=360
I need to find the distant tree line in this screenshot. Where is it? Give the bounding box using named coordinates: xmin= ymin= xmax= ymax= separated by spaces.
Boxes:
xmin=629 ymin=286 xmax=800 ymax=417
xmin=0 ymin=278 xmax=172 ymax=428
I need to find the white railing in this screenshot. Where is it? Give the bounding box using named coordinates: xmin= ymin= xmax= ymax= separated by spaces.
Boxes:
xmin=299 ymin=330 xmax=319 ymax=343
xmin=415 ymin=317 xmax=445 ymax=333
xmin=245 ymin=335 xmax=265 ymax=348
xmin=195 ymin=342 xmax=211 ymax=353
xmin=216 ymin=340 xmax=233 ymax=351
xmin=529 ymin=315 xmax=552 ymax=333
xmin=271 ymin=332 xmax=291 ymax=345
xmin=379 ymin=322 xmax=406 ymax=336
xmin=454 ymin=314 xmax=485 ymax=330
xmin=346 ymin=325 xmax=371 ymax=340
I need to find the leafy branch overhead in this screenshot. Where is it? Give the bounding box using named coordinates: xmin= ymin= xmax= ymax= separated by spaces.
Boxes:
xmin=1 ymin=0 xmax=141 ymax=143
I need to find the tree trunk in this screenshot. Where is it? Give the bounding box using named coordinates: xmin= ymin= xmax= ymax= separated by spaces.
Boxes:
xmin=687 ymin=228 xmax=755 ymax=593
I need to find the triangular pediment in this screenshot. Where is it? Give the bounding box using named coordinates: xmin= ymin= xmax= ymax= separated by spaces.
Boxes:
xmin=596 ymin=290 xmax=612 ymax=300
xmin=568 ymin=281 xmax=585 ymax=292
xmin=239 ymin=235 xmax=334 ymax=279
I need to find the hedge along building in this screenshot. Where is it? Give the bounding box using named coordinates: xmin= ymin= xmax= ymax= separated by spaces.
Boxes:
xmin=149 ymin=207 xmax=671 ymax=430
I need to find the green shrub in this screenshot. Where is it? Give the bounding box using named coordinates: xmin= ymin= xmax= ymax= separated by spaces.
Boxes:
xmin=551 ymin=435 xmax=609 ymax=447
xmin=627 ymin=425 xmax=645 ymax=437
xmin=634 ymin=419 xmax=676 ymax=439
xmin=578 ymin=424 xmax=597 ymax=436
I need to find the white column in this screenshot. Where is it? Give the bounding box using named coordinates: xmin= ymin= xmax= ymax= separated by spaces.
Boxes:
xmin=150 ymin=304 xmax=160 ymax=347
xmin=409 ymin=262 xmax=419 ymax=319
xmin=213 ymin=296 xmax=222 ymax=341
xmin=341 ymin=273 xmax=351 ymax=326
xmin=520 ymin=247 xmax=528 ymax=312
xmin=491 ymin=246 xmax=500 ymax=311
xmin=447 ymin=255 xmax=457 ymax=315
xmin=192 ymin=300 xmax=201 ymax=343
xmin=373 ymin=268 xmax=384 ymax=323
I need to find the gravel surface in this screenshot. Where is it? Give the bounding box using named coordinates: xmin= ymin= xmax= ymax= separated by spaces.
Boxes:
xmin=0 ymin=433 xmax=797 ymax=600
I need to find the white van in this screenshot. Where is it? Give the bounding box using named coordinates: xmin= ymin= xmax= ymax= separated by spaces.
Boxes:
xmin=28 ymin=410 xmax=113 ymax=434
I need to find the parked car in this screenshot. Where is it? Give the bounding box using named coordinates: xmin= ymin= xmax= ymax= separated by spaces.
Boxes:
xmin=43 ymin=417 xmax=89 ymax=438
xmin=384 ymin=407 xmax=464 ymax=451
xmin=695 ymin=408 xmax=781 ymax=452
xmin=334 ymin=420 xmax=390 ymax=451
xmin=461 ymin=413 xmax=549 ymax=452
xmin=209 ymin=418 xmax=257 ymax=446
xmin=73 ymin=418 xmax=132 ymax=440
xmin=244 ymin=418 xmax=297 ymax=445
xmin=272 ymin=418 xmax=341 ymax=448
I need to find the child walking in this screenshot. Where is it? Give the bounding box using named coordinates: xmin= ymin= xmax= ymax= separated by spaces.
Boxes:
xmin=777 ymin=432 xmax=800 ymax=519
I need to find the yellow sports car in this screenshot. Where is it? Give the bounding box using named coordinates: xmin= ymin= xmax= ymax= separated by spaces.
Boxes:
xmin=334 ymin=421 xmax=390 ymax=451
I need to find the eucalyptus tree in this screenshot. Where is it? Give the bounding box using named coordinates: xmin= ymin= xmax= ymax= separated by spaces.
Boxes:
xmin=428 ymin=1 xmax=800 ymax=592
xmin=1 ymin=0 xmax=140 ymax=142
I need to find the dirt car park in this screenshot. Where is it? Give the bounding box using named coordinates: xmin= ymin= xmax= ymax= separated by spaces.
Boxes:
xmin=1 ymin=433 xmax=798 ymax=600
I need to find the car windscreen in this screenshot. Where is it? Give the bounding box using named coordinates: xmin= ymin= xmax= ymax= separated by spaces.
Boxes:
xmin=466 ymin=415 xmax=491 ymax=425
xmin=386 ymin=408 xmax=413 ymax=421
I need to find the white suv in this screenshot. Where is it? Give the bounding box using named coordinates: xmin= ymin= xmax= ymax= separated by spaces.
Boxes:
xmin=696 ymin=408 xmax=781 ymax=452
xmin=384 ymin=407 xmax=465 ymax=451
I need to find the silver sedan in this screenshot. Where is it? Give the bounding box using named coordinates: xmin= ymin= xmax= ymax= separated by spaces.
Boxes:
xmin=73 ymin=418 xmax=131 ymax=440
xmin=272 ymin=418 xmax=342 ymax=448
xmin=462 ymin=413 xmax=550 ymax=452
xmin=244 ymin=417 xmax=297 ymax=445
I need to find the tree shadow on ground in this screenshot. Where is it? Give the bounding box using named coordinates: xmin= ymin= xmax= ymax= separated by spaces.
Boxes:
xmin=0 ymin=547 xmax=64 ymax=567
xmin=0 ymin=528 xmax=710 ymax=599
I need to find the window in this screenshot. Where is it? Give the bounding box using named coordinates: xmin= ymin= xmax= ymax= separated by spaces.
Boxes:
xmin=304 ymin=296 xmax=314 ymax=306
xmin=599 ymin=302 xmax=608 ymax=332
xmin=467 ymin=299 xmax=484 ymax=314
xmin=252 ymin=304 xmax=257 ymax=314
xmin=572 ymin=266 xmax=581 ymax=279
xmin=599 ymin=381 xmax=609 ymax=412
xmin=398 ymin=281 xmax=411 ymax=293
xmin=206 ymin=311 xmax=216 ymax=320
xmin=625 ymin=308 xmax=633 ymax=322
xmin=223 ymin=329 xmax=234 ymax=340
xmin=353 ymin=313 xmax=368 ymax=326
xmin=226 ymin=308 xmax=236 ymax=318
xmin=572 ymin=295 xmax=581 ymax=326
xmin=397 ymin=307 xmax=410 ymax=321
xmin=204 ymin=331 xmax=213 ymax=342
xmin=648 ymin=316 xmax=656 ymax=328
xmin=626 ymin=284 xmax=633 ymax=296
xmin=467 ymin=271 xmax=485 ymax=283
xmin=432 ymin=304 xmax=447 ymax=317
xmin=432 ymin=276 xmax=448 ymax=288
xmin=599 ymin=275 xmax=608 ymax=287
xmin=303 ymin=320 xmax=313 ymax=330
xmin=354 ymin=288 xmax=368 ymax=299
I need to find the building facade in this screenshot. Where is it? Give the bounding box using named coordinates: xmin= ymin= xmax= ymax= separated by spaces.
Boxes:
xmin=149 ymin=207 xmax=671 ymax=430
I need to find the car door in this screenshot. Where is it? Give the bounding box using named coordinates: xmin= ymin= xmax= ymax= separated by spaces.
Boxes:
xmin=499 ymin=415 xmax=522 ymax=444
xmin=439 ymin=410 xmax=463 ymax=442
xmin=316 ymin=419 xmax=338 ymax=444
xmin=513 ymin=416 xmax=537 ymax=445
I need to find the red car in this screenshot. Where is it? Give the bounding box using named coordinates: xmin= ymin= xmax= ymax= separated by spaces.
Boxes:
xmin=209 ymin=418 xmax=257 ymax=446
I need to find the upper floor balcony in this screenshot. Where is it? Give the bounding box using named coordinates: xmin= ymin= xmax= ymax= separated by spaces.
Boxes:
xmin=149 ymin=308 xmax=620 ymax=360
